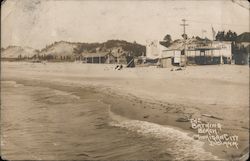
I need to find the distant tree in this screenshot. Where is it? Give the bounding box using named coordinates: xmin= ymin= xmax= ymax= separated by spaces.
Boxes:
xmin=215 ymin=31 xmax=225 ymax=41
xmin=182 ymin=34 xmax=188 ymax=40
xmin=215 ymin=30 xmax=238 ymax=41
xmin=226 ymin=30 xmax=237 ymax=41
xmin=160 ymin=34 xmax=173 ymax=47
xmin=225 ymin=30 xmax=232 ymax=41
xmin=164 ymin=34 xmax=172 ymax=42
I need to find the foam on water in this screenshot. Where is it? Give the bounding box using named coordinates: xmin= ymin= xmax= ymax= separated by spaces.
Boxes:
xmin=108 ymin=108 xmax=218 ymax=160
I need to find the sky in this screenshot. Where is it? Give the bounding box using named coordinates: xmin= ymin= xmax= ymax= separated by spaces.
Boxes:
xmin=1 ymin=0 xmax=249 ymax=49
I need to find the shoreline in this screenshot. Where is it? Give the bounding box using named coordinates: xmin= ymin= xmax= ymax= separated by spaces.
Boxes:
xmin=101 ymin=87 xmax=246 ymax=160
xmin=3 ymin=77 xmax=247 ymax=160
xmin=1 ymin=62 xmax=249 ymax=160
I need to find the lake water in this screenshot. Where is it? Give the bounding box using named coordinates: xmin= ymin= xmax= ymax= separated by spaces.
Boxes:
xmin=1 ymin=80 xmax=217 ymax=160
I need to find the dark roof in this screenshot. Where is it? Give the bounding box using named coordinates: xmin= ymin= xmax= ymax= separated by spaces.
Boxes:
xmin=236 ymin=32 xmax=250 ymax=43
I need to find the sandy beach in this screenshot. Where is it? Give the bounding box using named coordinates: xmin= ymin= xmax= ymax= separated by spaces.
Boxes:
xmin=1 ymin=62 xmax=249 ymax=160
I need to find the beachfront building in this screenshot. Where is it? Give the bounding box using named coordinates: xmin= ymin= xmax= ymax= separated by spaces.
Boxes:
xmin=233 ymin=32 xmax=250 ymax=65
xmin=146 ymin=40 xmax=174 ymax=67
xmin=160 ymin=49 xmax=181 ymax=67
xmin=146 ymin=40 xmax=166 ymax=59
xmin=81 ymin=47 xmax=132 ymax=64
xmin=211 ymin=41 xmax=232 ymax=64
xmin=146 ymin=39 xmax=232 ymax=67
xmin=161 ymin=46 xmax=188 ymax=67
xmin=159 ymin=57 xmax=172 ymax=68
xmin=146 ymin=40 xmax=187 ymax=67
xmin=81 ymin=52 xmax=116 ymax=64
xmin=163 ymin=41 xmax=232 ymax=66
xmin=186 ymin=41 xmax=232 ymax=65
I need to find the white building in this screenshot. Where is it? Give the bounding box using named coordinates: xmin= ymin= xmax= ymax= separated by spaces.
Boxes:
xmin=146 ymin=40 xmax=186 ymax=67
xmin=146 ymin=40 xmax=232 ymax=67
xmin=146 ymin=40 xmax=168 ymax=59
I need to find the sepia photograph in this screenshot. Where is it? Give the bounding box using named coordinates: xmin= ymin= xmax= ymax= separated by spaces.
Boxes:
xmin=1 ymin=0 xmax=249 ymax=160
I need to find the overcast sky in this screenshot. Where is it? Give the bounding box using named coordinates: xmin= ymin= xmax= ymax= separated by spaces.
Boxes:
xmin=1 ymin=0 xmax=249 ymax=49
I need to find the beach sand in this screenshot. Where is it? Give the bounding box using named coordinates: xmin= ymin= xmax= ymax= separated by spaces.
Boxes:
xmin=1 ymin=62 xmax=249 ymax=160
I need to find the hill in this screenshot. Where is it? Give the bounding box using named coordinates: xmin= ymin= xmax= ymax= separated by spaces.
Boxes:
xmin=1 ymin=40 xmax=146 ymax=61
xmin=39 ymin=41 xmax=79 ymax=57
xmin=100 ymin=40 xmax=146 ymax=56
xmin=1 ymin=46 xmax=38 ymax=59
xmin=39 ymin=40 xmax=146 ymax=58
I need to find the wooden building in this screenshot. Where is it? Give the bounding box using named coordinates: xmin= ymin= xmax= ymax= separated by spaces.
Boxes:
xmin=234 ymin=32 xmax=250 ymax=65
xmin=161 ymin=41 xmax=232 ymax=66
xmin=186 ymin=41 xmax=232 ymax=65
xmin=81 ymin=52 xmax=116 ymax=64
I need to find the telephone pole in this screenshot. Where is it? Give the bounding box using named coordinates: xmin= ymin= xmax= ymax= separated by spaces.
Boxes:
xmin=180 ymin=19 xmax=189 ymax=66
xmin=180 ymin=19 xmax=188 ymax=38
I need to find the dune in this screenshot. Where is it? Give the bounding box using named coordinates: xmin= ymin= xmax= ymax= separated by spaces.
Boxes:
xmin=1 ymin=46 xmax=38 ymax=58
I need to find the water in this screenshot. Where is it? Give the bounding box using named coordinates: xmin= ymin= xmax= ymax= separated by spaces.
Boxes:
xmin=1 ymin=81 xmax=217 ymax=160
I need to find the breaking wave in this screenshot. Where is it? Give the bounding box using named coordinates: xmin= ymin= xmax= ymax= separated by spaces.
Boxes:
xmin=108 ymin=108 xmax=218 ymax=160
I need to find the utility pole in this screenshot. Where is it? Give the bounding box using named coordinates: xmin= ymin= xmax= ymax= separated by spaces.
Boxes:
xmin=180 ymin=19 xmax=189 ymax=66
xmin=180 ymin=19 xmax=188 ymax=37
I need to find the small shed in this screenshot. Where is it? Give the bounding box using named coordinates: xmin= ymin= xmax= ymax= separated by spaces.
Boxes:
xmin=161 ymin=48 xmax=184 ymax=67
xmin=159 ymin=57 xmax=172 ymax=68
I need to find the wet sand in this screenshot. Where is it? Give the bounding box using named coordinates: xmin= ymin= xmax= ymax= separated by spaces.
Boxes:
xmin=1 ymin=62 xmax=249 ymax=160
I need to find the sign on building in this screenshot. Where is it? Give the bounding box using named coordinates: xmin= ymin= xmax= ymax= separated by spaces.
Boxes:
xmin=174 ymin=51 xmax=181 ymax=63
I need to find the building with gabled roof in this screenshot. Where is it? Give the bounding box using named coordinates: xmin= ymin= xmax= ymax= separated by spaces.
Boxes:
xmin=81 ymin=52 xmax=116 ymax=64
xmin=234 ymin=32 xmax=249 ymax=65
xmin=145 ymin=37 xmax=233 ymax=67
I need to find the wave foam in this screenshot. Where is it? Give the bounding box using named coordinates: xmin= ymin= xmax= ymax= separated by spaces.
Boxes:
xmin=108 ymin=109 xmax=218 ymax=160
